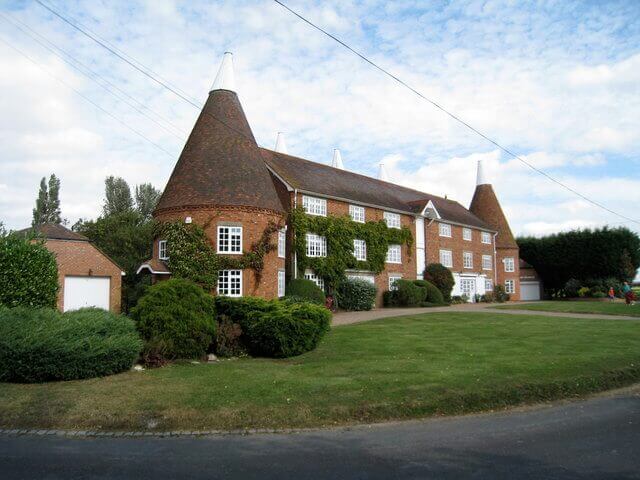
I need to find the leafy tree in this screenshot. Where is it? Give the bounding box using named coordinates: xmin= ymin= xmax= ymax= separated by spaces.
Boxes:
xmin=135 ymin=183 xmax=162 ymax=220
xmin=32 ymin=174 xmax=62 ymax=226
xmin=103 ymin=176 xmax=134 ymax=216
xmin=518 ymin=227 xmax=640 ymax=296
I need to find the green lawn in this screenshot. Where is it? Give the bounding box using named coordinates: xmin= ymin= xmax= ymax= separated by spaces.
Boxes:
xmin=1 ymin=312 xmax=640 ymax=432
xmin=494 ymin=301 xmax=640 ymax=317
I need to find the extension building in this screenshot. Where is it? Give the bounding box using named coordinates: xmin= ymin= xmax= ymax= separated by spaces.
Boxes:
xmin=139 ymin=53 xmax=523 ymax=304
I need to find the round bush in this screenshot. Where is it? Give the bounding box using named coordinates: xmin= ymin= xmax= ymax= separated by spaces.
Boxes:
xmin=393 ymin=280 xmax=425 ymax=307
xmin=424 ymin=263 xmax=455 ymax=302
xmin=285 ymin=279 xmax=325 ymax=305
xmin=0 ymin=234 xmax=58 ymax=308
xmin=337 ymin=278 xmax=377 ymax=311
xmin=130 ymin=279 xmax=216 ymax=359
xmin=0 ymin=307 xmax=142 ymax=383
xmin=413 ymin=280 xmax=445 ymax=305
xmin=245 ymin=302 xmax=331 ymax=358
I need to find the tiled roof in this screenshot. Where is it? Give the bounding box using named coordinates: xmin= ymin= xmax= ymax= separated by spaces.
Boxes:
xmin=136 ymin=259 xmax=170 ymax=275
xmin=469 ymin=184 xmax=518 ymax=248
xmin=261 ymin=148 xmax=493 ymax=230
xmin=154 ymin=90 xmax=286 ymax=214
xmin=18 ymin=223 xmax=89 ymax=242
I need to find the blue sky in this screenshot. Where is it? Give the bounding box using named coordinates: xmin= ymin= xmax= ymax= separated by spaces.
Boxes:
xmin=1 ymin=0 xmax=639 ymax=247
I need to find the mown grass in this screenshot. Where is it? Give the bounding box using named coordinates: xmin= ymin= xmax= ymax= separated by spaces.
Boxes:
xmin=494 ymin=301 xmax=640 ymax=317
xmin=1 ymin=312 xmax=639 ymax=432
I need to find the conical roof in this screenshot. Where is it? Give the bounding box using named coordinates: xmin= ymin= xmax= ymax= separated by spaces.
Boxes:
xmin=155 ymin=82 xmax=285 ymax=214
xmin=469 ymin=184 xmax=517 ymax=248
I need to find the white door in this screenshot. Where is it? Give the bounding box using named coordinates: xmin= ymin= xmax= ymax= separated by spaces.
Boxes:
xmin=63 ymin=276 xmax=110 ymax=312
xmin=460 ymin=278 xmax=476 ymax=302
xmin=520 ymin=281 xmax=541 ymax=301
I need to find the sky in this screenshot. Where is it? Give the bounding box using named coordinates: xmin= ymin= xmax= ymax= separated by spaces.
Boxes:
xmin=1 ymin=0 xmax=639 ymax=248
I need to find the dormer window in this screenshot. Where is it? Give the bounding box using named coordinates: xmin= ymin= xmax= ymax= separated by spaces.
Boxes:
xmin=158 ymin=240 xmax=168 ymax=260
xmin=439 ymin=223 xmax=452 ymax=237
xmin=349 ymin=205 xmax=365 ymax=223
xmin=302 ymin=195 xmax=327 ymax=216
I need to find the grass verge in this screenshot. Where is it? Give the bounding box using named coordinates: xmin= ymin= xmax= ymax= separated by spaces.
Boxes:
xmin=1 ymin=312 xmax=639 ymax=431
xmin=493 ymin=301 xmax=640 ymax=317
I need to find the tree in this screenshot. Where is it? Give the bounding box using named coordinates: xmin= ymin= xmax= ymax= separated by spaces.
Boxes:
xmin=103 ymin=176 xmax=134 ymax=216
xmin=135 ymin=183 xmax=162 ymax=220
xmin=32 ymin=174 xmax=62 ymax=226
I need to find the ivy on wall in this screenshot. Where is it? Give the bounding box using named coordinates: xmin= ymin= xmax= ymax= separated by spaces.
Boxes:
xmin=290 ymin=207 xmax=413 ymax=291
xmin=155 ymin=220 xmax=281 ymax=290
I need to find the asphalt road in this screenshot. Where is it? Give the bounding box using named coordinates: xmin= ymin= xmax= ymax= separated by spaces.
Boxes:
xmin=1 ymin=389 xmax=639 ymax=479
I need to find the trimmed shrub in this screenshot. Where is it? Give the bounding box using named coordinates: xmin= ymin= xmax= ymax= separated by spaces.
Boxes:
xmin=382 ymin=290 xmax=397 ymax=307
xmin=450 ymin=295 xmax=466 ymax=305
xmin=0 ymin=307 xmax=141 ymax=383
xmin=481 ymin=291 xmax=495 ymax=303
xmin=563 ymin=278 xmax=581 ymax=298
xmin=284 ymin=279 xmax=326 ymax=305
xmin=337 ymin=278 xmax=377 ymax=311
xmin=424 ymin=263 xmax=455 ymax=301
xmin=0 ymin=233 xmax=58 ymax=308
xmin=393 ymin=280 xmax=425 ymax=307
xmin=130 ymin=279 xmax=216 ymax=360
xmin=214 ymin=297 xmax=331 ymax=358
xmin=413 ymin=280 xmax=445 ymax=305
xmin=493 ymin=285 xmax=510 ymax=303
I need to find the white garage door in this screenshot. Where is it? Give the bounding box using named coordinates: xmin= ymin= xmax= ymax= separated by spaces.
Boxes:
xmin=64 ymin=276 xmax=110 ymax=312
xmin=520 ymin=281 xmax=541 ymax=301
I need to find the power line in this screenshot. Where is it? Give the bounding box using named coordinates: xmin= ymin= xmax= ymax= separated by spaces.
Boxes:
xmin=0 ymin=12 xmax=188 ymax=141
xmin=272 ymin=0 xmax=640 ymax=227
xmin=0 ymin=35 xmax=176 ymax=159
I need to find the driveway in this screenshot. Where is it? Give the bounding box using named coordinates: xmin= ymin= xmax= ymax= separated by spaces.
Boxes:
xmin=1 ymin=386 xmax=639 ymax=479
xmin=333 ymin=302 xmax=637 ymax=326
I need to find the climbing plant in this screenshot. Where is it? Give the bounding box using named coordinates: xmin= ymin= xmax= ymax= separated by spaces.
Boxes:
xmin=290 ymin=207 xmax=413 ymax=291
xmin=155 ymin=220 xmax=281 ymax=290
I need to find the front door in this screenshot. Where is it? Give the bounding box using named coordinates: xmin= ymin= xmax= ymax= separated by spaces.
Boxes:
xmin=460 ymin=278 xmax=476 ymax=302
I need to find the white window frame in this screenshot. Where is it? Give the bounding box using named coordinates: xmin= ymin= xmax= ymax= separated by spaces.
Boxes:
xmin=505 ymin=279 xmax=515 ymax=294
xmin=306 ymin=233 xmax=327 ymax=257
xmin=217 ymin=226 xmax=242 ymax=254
xmin=463 ymin=228 xmax=472 ymax=241
xmin=304 ymin=270 xmax=325 ymax=291
xmin=278 ymin=228 xmax=286 ymax=258
xmin=302 ymin=195 xmax=327 ymax=216
xmin=353 ymin=239 xmax=367 ymax=261
xmin=485 ymin=279 xmax=494 ymax=291
xmin=386 ymin=244 xmax=402 ymax=264
xmin=383 ymin=211 xmax=401 ymax=229
xmin=463 ymin=251 xmax=473 ymax=269
xmin=218 ymin=269 xmax=242 ymax=297
xmin=439 ymin=223 xmax=452 ymax=238
xmin=158 ymin=240 xmax=168 ymax=260
xmin=389 ymin=275 xmax=402 ymax=291
xmin=482 ymin=232 xmax=492 ymax=244
xmin=277 ymin=270 xmax=285 ymax=297
xmin=482 ymin=255 xmax=492 ymax=270
xmin=349 ymin=205 xmax=365 ymax=223
xmin=504 ymin=257 xmax=515 ymax=272
xmin=439 ymin=249 xmax=453 ymax=268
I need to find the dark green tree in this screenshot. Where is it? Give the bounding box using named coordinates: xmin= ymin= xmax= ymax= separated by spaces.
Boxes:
xmin=103 ymin=176 xmax=134 ymax=216
xmin=135 ymin=183 xmax=162 ymax=220
xmin=32 ymin=174 xmax=62 ymax=226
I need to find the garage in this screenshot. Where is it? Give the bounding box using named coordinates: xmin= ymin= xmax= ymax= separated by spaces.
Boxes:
xmin=520 ymin=281 xmax=541 ymax=301
xmin=63 ymin=276 xmax=111 ymax=312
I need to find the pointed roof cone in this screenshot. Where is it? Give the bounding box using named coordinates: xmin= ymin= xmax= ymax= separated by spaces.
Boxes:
xmin=476 ymin=159 xmax=488 ymax=185
xmin=469 ymin=162 xmax=517 ymax=249
xmin=332 ymin=149 xmax=344 ymax=170
xmin=378 ymin=163 xmax=389 ymax=181
xmin=210 ymin=52 xmax=235 ymax=92
xmin=155 ymin=54 xmax=284 ymax=215
xmin=274 ymin=132 xmax=288 ymax=154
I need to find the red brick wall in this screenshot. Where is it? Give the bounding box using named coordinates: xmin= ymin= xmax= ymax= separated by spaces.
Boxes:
xmin=154 ymin=206 xmax=286 ymax=299
xmin=497 ymin=247 xmax=521 ymax=300
xmin=45 ymin=239 xmax=122 ymax=313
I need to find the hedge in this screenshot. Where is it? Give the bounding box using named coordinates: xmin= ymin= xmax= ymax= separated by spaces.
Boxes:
xmin=284 ymin=279 xmax=326 ymax=305
xmin=214 ymin=297 xmax=331 ymax=358
xmin=130 ymin=279 xmax=216 ymax=360
xmin=0 ymin=307 xmax=141 ymax=383
xmin=337 ymin=278 xmax=377 ymax=311
xmin=413 ymin=280 xmax=445 ymax=305
xmin=0 ymin=233 xmax=58 ymax=308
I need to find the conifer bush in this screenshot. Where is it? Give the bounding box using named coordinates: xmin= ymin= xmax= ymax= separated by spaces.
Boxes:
xmin=413 ymin=280 xmax=445 ymax=305
xmin=131 ymin=279 xmax=216 ymax=360
xmin=284 ymin=279 xmax=326 ymax=305
xmin=424 ymin=263 xmax=455 ymax=302
xmin=0 ymin=307 xmax=141 ymax=383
